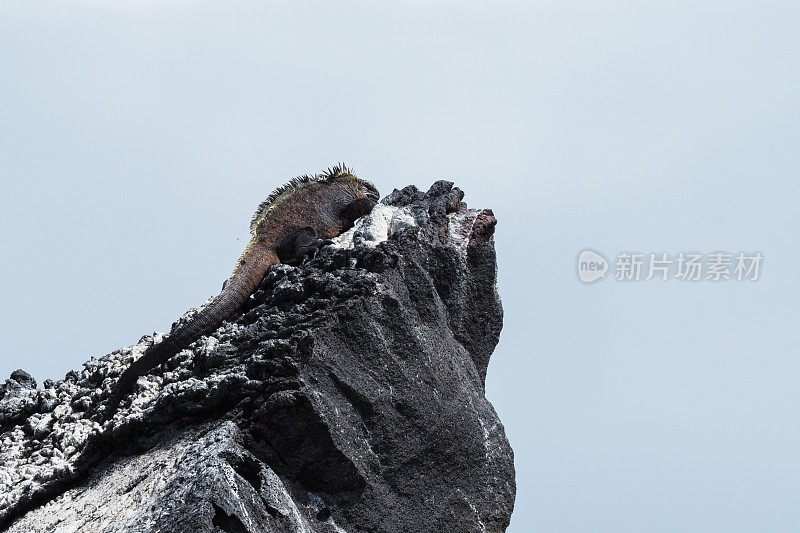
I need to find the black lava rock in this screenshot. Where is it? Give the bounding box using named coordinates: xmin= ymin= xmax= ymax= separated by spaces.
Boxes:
xmin=0 ymin=182 xmax=515 ymax=532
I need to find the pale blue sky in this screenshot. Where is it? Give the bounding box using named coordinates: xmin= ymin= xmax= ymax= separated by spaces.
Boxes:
xmin=2 ymin=1 xmax=799 ymax=531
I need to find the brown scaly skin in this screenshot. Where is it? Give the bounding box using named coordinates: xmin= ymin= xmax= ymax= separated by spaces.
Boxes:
xmin=101 ymin=164 xmax=379 ymax=420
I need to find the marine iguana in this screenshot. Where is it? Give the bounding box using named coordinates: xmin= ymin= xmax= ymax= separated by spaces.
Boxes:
xmin=101 ymin=164 xmax=379 ymax=420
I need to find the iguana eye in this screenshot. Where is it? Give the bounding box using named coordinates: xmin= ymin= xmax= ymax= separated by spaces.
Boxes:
xmin=360 ymin=181 xmax=380 ymax=203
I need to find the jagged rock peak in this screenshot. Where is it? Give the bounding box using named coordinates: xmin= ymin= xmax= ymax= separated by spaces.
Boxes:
xmin=0 ymin=181 xmax=515 ymax=532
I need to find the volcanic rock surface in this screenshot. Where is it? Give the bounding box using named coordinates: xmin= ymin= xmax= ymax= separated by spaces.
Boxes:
xmin=0 ymin=182 xmax=515 ymax=532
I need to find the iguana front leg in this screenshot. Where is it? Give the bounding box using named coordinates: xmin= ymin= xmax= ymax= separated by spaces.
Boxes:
xmin=292 ymin=226 xmax=333 ymax=262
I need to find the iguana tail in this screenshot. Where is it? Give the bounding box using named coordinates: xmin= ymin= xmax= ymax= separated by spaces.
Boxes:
xmin=102 ymin=240 xmax=278 ymax=419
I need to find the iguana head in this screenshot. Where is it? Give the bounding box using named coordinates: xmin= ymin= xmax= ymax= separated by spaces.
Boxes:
xmin=324 ymin=166 xmax=380 ymax=226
